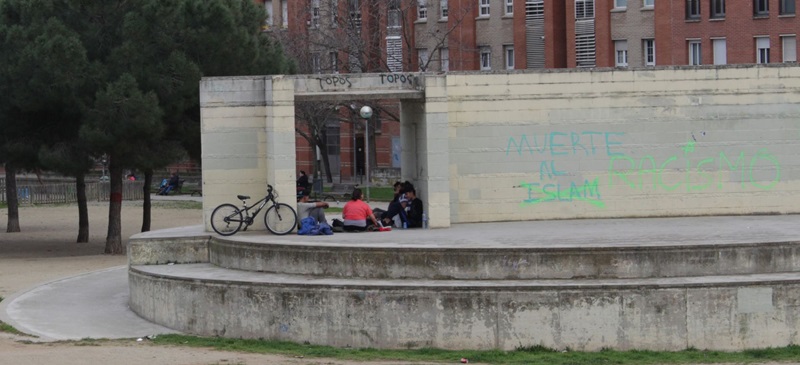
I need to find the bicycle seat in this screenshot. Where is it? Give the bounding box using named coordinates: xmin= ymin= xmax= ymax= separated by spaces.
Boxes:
xmin=237 ymin=195 xmax=250 ymax=200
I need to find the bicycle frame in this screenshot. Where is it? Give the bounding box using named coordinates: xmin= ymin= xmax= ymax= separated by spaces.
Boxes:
xmin=237 ymin=187 xmax=279 ymax=228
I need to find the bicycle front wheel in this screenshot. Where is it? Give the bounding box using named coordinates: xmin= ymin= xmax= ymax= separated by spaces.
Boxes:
xmin=264 ymin=203 xmax=297 ymax=235
xmin=210 ymin=203 xmax=243 ymax=236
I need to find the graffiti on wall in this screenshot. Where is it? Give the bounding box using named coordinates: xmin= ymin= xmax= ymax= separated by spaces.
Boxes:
xmin=506 ymin=132 xmax=781 ymax=208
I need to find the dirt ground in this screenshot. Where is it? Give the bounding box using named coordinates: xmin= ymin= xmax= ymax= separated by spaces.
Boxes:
xmin=0 ymin=201 xmax=796 ymax=365
xmin=0 ymin=201 xmax=442 ymax=365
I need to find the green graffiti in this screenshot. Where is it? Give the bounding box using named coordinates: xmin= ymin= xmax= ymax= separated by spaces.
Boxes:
xmin=520 ymin=179 xmax=604 ymax=208
xmin=512 ymin=137 xmax=782 ymax=210
xmin=683 ymin=140 xmax=696 ymax=154
xmin=608 ymin=142 xmax=781 ymax=192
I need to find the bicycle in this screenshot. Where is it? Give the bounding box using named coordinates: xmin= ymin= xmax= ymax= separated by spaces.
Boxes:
xmin=210 ymin=184 xmax=297 ymax=236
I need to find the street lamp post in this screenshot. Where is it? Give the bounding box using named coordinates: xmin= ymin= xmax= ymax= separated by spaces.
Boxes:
xmin=359 ymin=105 xmax=373 ymax=202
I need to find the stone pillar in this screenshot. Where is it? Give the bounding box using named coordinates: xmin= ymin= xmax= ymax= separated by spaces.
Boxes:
xmin=200 ymin=76 xmax=297 ymax=232
xmin=265 ymin=76 xmax=297 ymax=208
xmin=402 ymin=75 xmax=450 ymax=228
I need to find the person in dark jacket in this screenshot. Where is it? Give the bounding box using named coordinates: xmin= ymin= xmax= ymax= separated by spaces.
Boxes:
xmin=404 ymin=188 xmax=424 ymax=228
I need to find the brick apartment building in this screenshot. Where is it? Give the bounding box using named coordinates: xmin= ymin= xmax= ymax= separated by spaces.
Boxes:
xmin=260 ymin=0 xmax=798 ymax=182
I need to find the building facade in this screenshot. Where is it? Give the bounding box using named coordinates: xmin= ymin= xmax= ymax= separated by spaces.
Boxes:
xmin=261 ymin=0 xmax=798 ymax=182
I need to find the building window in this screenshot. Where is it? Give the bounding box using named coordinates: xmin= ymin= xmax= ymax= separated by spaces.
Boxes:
xmin=575 ymin=33 xmax=596 ymax=68
xmin=644 ymin=0 xmax=654 ymax=7
xmin=712 ymin=38 xmax=727 ymax=64
xmin=440 ymin=48 xmax=449 ymax=71
xmin=754 ymin=0 xmax=769 ymax=15
xmin=615 ymin=40 xmax=628 ymax=66
xmin=349 ymin=0 xmax=362 ymax=28
xmin=686 ymin=0 xmax=700 ymax=19
xmin=329 ymin=51 xmax=339 ymax=73
xmin=480 ymin=46 xmax=491 ymax=70
xmin=311 ymin=0 xmax=320 ymax=27
xmin=504 ymin=45 xmax=514 ymax=69
xmin=643 ymin=39 xmax=655 ymax=66
xmin=264 ymin=0 xmax=273 ymax=27
xmin=418 ymin=48 xmax=429 ymax=71
xmin=615 ymin=0 xmax=627 ymax=9
xmin=418 ymin=0 xmax=427 ymax=20
xmin=780 ymin=0 xmax=796 ymax=14
xmin=710 ymin=0 xmax=725 ymax=18
xmin=688 ymin=40 xmax=701 ymax=65
xmin=281 ymin=0 xmax=288 ymax=28
xmin=479 ymin=0 xmax=490 ymax=17
xmin=386 ymin=36 xmax=402 ymax=72
xmin=311 ymin=53 xmax=321 ymax=73
xmin=388 ymin=0 xmax=400 ymax=27
xmin=441 ymin=0 xmax=449 ymax=18
xmin=782 ymin=36 xmax=797 ymax=62
xmin=757 ymin=37 xmax=771 ymax=63
xmin=330 ymin=0 xmax=339 ymax=25
xmin=576 ymin=0 xmax=595 ymax=19
xmin=505 ymin=0 xmax=514 ymax=15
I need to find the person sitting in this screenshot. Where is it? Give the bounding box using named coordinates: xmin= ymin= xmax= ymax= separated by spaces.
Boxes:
xmin=380 ymin=181 xmax=416 ymax=227
xmin=342 ymin=188 xmax=379 ymax=232
xmin=158 ymin=172 xmax=181 ymax=195
xmin=296 ymin=170 xmax=310 ymax=197
xmin=404 ymin=188 xmax=424 ymax=228
xmin=297 ymin=189 xmax=329 ymax=224
xmin=381 ymin=194 xmax=408 ymax=227
xmin=390 ymin=181 xmax=403 ymax=203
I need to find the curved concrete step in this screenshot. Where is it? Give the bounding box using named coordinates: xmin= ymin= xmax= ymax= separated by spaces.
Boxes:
xmin=131 ymin=263 xmax=800 ymax=290
xmin=208 ymin=238 xmax=800 ymax=280
xmin=129 ymin=263 xmax=800 ymax=351
xmin=129 ymin=215 xmax=800 ymax=280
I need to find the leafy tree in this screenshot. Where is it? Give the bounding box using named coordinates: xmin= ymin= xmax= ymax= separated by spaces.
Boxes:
xmin=108 ymin=0 xmax=293 ymax=232
xmin=81 ymin=74 xmax=164 ymax=254
xmin=0 ymin=0 xmax=90 ymax=234
xmin=1 ymin=0 xmax=292 ymax=252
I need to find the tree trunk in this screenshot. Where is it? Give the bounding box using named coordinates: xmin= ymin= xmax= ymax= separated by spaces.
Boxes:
xmin=5 ymin=164 xmax=20 ymax=232
xmin=104 ymin=158 xmax=124 ymax=254
xmin=316 ymin=133 xmax=334 ymax=183
xmin=76 ymin=173 xmax=89 ymax=242
xmin=141 ymin=169 xmax=153 ymax=232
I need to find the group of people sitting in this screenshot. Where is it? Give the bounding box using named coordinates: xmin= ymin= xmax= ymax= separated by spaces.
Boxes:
xmin=157 ymin=172 xmax=181 ymax=195
xmin=295 ymin=179 xmax=424 ymax=233
xmin=377 ymin=181 xmax=423 ymax=229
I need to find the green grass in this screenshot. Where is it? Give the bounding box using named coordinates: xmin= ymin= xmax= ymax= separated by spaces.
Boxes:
xmin=0 ymin=296 xmax=25 ymax=336
xmin=151 ymin=335 xmax=800 ymax=364
xmin=151 ymin=201 xmax=203 ymax=210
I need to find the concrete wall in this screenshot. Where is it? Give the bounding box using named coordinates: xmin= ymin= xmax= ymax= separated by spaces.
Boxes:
xmin=130 ymin=266 xmax=800 ymax=351
xmin=446 ymin=65 xmax=800 ymax=223
xmin=200 ymin=64 xmax=800 ymax=229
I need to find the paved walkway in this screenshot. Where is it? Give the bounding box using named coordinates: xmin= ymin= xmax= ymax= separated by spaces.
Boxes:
xmin=3 ymin=214 xmax=800 ymax=341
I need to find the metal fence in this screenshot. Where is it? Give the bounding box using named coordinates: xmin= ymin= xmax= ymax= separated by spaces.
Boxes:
xmin=0 ymin=181 xmax=145 ymax=205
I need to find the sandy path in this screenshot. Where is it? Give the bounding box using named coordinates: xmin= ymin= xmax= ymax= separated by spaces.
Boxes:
xmin=0 ymin=201 xmax=444 ymax=365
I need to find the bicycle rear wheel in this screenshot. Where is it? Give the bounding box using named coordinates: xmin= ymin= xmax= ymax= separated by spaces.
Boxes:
xmin=210 ymin=203 xmax=243 ymax=236
xmin=264 ymin=203 xmax=297 ymax=235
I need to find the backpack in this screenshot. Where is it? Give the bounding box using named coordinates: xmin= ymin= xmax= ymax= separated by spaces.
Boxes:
xmin=297 ymin=217 xmax=317 ymax=235
xmin=331 ymin=219 xmax=344 ymax=233
xmin=298 ymin=217 xmax=335 ymax=236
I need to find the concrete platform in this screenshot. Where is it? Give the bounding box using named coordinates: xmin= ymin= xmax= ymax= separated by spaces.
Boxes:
xmin=5 ymin=215 xmax=800 ymax=349
xmin=127 ymin=215 xmax=800 ymax=351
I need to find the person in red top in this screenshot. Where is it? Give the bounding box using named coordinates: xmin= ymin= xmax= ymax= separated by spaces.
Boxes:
xmin=342 ymin=188 xmax=379 ymax=232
